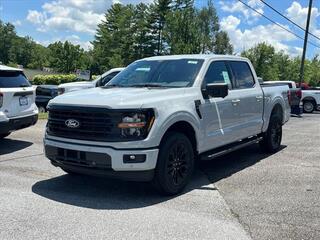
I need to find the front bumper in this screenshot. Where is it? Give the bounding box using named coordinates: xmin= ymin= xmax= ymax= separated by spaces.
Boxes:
xmin=44 ymin=138 xmax=159 ymax=181
xmin=0 ymin=114 xmax=38 ymax=134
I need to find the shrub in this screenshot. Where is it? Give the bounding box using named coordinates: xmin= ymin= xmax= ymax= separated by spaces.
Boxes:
xmin=32 ymin=74 xmax=78 ymax=85
xmin=31 ymin=74 xmax=99 ymax=85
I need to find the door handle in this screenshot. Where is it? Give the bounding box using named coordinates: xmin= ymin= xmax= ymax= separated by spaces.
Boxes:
xmin=232 ymin=99 xmax=240 ymax=106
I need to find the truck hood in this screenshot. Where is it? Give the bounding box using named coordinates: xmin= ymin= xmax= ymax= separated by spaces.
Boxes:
xmin=49 ymin=87 xmax=188 ymax=109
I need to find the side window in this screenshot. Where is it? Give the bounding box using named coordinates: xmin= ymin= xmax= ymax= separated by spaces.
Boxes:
xmin=230 ymin=61 xmax=255 ymax=89
xmin=99 ymin=71 xmax=119 ymax=86
xmin=204 ymin=61 xmax=232 ymax=89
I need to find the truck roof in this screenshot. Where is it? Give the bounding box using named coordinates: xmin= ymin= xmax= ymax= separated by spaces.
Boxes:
xmin=142 ymin=54 xmax=248 ymax=61
xmin=0 ymin=65 xmax=23 ymax=72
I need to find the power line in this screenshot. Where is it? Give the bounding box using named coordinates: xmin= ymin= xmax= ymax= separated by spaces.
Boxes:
xmin=259 ymin=0 xmax=320 ymax=42
xmin=236 ymin=0 xmax=320 ymax=49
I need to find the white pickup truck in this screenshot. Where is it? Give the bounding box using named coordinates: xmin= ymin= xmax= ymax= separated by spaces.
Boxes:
xmin=0 ymin=65 xmax=38 ymax=139
xmin=301 ymin=88 xmax=320 ymax=113
xmin=57 ymin=68 xmax=124 ymax=95
xmin=44 ymin=55 xmax=290 ymax=195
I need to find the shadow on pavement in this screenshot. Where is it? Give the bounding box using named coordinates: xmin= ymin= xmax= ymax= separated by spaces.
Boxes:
xmin=200 ymin=144 xmax=287 ymax=183
xmin=0 ymin=138 xmax=33 ymax=155
xmin=32 ymin=144 xmax=286 ymax=210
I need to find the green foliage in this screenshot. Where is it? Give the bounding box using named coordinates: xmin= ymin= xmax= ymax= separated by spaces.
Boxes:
xmin=214 ymin=31 xmax=233 ymax=54
xmin=242 ymin=43 xmax=320 ymax=86
xmin=0 ymin=20 xmax=50 ymax=69
xmin=32 ymin=74 xmax=78 ymax=85
xmin=47 ymin=41 xmax=89 ymax=73
xmin=92 ymin=0 xmax=233 ymax=69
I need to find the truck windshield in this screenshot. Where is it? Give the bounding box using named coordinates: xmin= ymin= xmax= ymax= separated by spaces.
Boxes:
xmin=0 ymin=71 xmax=31 ymax=88
xmin=107 ymin=59 xmax=204 ymax=88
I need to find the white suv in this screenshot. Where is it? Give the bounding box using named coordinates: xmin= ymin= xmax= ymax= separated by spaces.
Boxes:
xmin=0 ymin=65 xmax=38 ymax=139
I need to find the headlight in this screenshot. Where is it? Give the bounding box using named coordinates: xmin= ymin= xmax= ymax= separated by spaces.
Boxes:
xmin=118 ymin=110 xmax=155 ymax=139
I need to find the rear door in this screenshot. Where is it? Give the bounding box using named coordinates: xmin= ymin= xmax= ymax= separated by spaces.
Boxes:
xmin=0 ymin=70 xmax=35 ymax=118
xmin=228 ymin=61 xmax=264 ymax=137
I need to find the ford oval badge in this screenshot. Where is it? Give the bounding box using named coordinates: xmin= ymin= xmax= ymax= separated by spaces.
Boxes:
xmin=65 ymin=119 xmax=80 ymax=128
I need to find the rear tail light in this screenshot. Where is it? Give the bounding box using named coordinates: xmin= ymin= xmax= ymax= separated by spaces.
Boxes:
xmin=0 ymin=92 xmax=3 ymax=108
xmin=296 ymin=89 xmax=302 ymax=98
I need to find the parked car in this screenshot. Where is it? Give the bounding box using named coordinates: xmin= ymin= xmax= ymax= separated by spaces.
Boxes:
xmin=35 ymin=85 xmax=58 ymax=112
xmin=57 ymin=68 xmax=124 ymax=95
xmin=301 ymin=88 xmax=320 ymax=113
xmin=44 ymin=55 xmax=290 ymax=195
xmin=263 ymin=81 xmax=302 ymax=116
xmin=0 ymin=65 xmax=38 ymax=139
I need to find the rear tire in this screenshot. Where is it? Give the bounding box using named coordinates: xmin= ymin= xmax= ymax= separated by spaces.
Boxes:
xmin=0 ymin=133 xmax=10 ymax=139
xmin=260 ymin=115 xmax=282 ymax=153
xmin=303 ymin=101 xmax=315 ymax=113
xmin=153 ymin=132 xmax=194 ymax=195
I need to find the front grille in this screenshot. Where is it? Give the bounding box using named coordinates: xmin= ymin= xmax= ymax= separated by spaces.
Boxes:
xmin=47 ymin=105 xmax=123 ymax=142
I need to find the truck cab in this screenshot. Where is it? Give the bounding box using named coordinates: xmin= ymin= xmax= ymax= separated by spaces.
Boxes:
xmin=44 ymin=55 xmax=290 ymax=195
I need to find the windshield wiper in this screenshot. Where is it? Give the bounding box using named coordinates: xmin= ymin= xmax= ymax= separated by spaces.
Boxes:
xmin=19 ymin=84 xmax=30 ymax=87
xmin=130 ymin=83 xmax=166 ymax=88
xmin=102 ymin=84 xmax=124 ymax=88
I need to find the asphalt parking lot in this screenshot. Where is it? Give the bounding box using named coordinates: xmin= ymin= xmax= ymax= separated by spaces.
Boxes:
xmin=0 ymin=113 xmax=319 ymax=240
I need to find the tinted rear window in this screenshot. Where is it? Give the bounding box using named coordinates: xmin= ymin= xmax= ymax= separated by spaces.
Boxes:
xmin=229 ymin=61 xmax=255 ymax=89
xmin=0 ymin=71 xmax=31 ymax=88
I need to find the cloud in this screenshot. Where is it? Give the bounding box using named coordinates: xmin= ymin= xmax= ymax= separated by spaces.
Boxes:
xmin=27 ymin=10 xmax=46 ymax=24
xmin=220 ymin=15 xmax=301 ymax=56
xmin=26 ymin=0 xmax=152 ymax=35
xmin=285 ymin=1 xmax=320 ymax=42
xmin=12 ymin=20 xmax=22 ymax=27
xmin=219 ymin=0 xmax=264 ymax=23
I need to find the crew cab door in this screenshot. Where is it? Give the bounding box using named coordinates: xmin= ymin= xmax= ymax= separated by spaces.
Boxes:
xmin=199 ymin=61 xmax=243 ymax=151
xmin=228 ymin=61 xmax=264 ymax=137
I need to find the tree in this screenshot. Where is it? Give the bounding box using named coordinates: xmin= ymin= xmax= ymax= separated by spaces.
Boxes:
xmin=48 ymin=41 xmax=86 ymax=73
xmin=164 ymin=0 xmax=200 ymax=54
xmin=214 ymin=31 xmax=233 ymax=54
xmin=197 ymin=0 xmax=220 ymax=53
xmin=92 ymin=4 xmax=135 ymax=71
xmin=150 ymin=0 xmax=172 ymax=54
xmin=0 ymin=21 xmax=16 ymax=64
xmin=132 ymin=3 xmax=157 ymax=59
xmin=241 ymin=42 xmax=279 ymax=81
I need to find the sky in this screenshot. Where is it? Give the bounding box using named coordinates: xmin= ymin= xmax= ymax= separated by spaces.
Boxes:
xmin=0 ymin=0 xmax=320 ymax=58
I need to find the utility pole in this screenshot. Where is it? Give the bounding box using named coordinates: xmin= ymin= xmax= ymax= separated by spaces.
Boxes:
xmin=299 ymin=0 xmax=313 ymax=86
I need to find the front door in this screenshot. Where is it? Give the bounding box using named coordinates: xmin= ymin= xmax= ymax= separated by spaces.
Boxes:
xmin=200 ymin=61 xmax=243 ymax=152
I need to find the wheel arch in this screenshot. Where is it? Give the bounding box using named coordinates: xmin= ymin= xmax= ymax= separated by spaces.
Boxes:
xmin=159 ymin=120 xmax=198 ymax=155
xmin=302 ymin=96 xmax=316 ymax=103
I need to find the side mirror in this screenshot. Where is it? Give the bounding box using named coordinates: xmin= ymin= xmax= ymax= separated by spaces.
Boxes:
xmin=202 ymin=83 xmax=229 ymax=98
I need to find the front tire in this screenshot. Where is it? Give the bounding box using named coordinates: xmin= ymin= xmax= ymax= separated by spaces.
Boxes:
xmin=260 ymin=115 xmax=282 ymax=153
xmin=303 ymin=101 xmax=315 ymax=113
xmin=153 ymin=132 xmax=194 ymax=195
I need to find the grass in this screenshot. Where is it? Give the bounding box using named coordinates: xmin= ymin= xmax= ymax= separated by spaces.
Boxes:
xmin=38 ymin=112 xmax=48 ymax=120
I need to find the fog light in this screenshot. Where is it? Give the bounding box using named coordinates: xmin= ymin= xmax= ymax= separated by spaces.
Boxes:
xmin=123 ymin=154 xmax=146 ymax=163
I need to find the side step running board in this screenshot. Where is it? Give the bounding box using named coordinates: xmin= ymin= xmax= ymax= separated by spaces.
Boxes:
xmin=200 ymin=136 xmax=263 ymax=161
